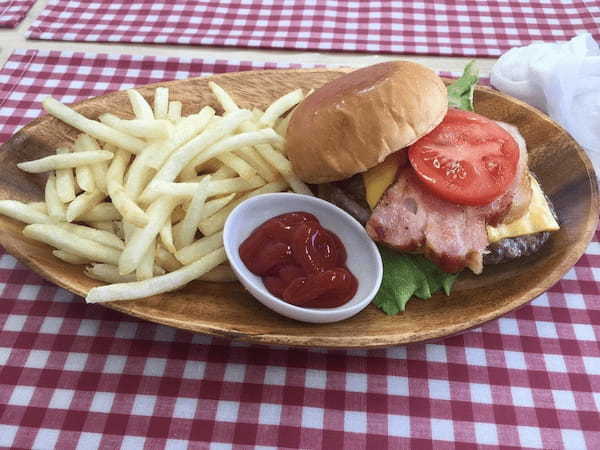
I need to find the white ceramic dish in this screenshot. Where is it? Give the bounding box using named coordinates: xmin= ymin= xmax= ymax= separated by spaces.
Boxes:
xmin=223 ymin=193 xmax=383 ymax=323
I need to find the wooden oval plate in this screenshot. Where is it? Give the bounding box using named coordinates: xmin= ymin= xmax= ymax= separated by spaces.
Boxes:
xmin=0 ymin=69 xmax=597 ymax=348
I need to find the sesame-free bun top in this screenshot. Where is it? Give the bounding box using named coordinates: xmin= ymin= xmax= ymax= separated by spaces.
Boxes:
xmin=286 ymin=61 xmax=448 ymax=184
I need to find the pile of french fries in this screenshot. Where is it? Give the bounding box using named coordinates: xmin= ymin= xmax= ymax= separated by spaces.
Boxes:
xmin=0 ymin=82 xmax=312 ymax=303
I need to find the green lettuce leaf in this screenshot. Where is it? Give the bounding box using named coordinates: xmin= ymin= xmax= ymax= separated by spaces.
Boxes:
xmin=373 ymin=246 xmax=460 ymax=315
xmin=447 ymin=60 xmax=479 ymax=112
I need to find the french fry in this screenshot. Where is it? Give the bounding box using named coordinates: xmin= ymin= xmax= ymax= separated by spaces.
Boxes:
xmin=206 ymin=84 xmax=286 ymax=180
xmin=208 ymin=82 xmax=239 ymax=113
xmin=0 ymin=200 xmax=52 ymax=224
xmin=86 ymin=247 xmax=227 ymax=303
xmin=211 ymin=165 xmax=237 ymax=180
xmin=23 ymin=224 xmax=121 ymax=265
xmin=210 ymin=176 xmax=265 ymax=196
xmin=136 ymin=241 xmax=156 ymax=281
xmin=198 ymin=181 xmax=287 ymax=235
xmin=107 ymin=148 xmax=131 ymax=183
xmin=198 ymin=264 xmax=238 ymax=283
xmin=104 ymin=148 xmax=149 ymax=227
xmin=167 ymin=101 xmax=182 ymax=123
xmin=146 ymin=108 xmax=216 ymax=170
xmin=195 ymin=158 xmax=223 ymax=174
xmin=42 ymin=97 xmax=146 ymax=154
xmin=217 ymin=152 xmax=259 ymax=181
xmin=92 ymin=160 xmax=110 ymax=195
xmin=123 ymin=161 xmax=155 ymax=201
xmin=186 ymin=176 xmax=209 ymax=183
xmin=139 ymin=109 xmax=252 ymax=201
xmin=160 ymin=220 xmax=176 ymax=253
xmin=124 ymin=107 xmax=215 ymax=198
xmin=142 ymin=180 xmax=212 ymax=200
xmin=27 ymin=202 xmax=47 ymax=213
xmin=85 ymin=263 xmax=137 ymax=284
xmin=77 ymin=203 xmax=121 ymax=221
xmin=156 ymin=244 xmax=182 ymax=272
xmin=171 ymin=192 xmax=235 ymax=246
xmin=255 ymin=142 xmax=312 ymax=195
xmin=108 ymin=183 xmax=148 ymax=228
xmin=122 ymin=222 xmax=137 ymax=243
xmin=103 ymin=142 xmax=120 ymax=152
xmin=118 ymin=196 xmax=181 ymax=275
xmin=45 ymin=173 xmax=66 ymax=221
xmin=153 ymin=87 xmax=169 ymax=120
xmin=202 ymin=193 xmax=236 ymax=215
xmin=170 ymin=205 xmax=186 ymax=224
xmin=58 ymin=222 xmax=125 ymax=250
xmin=175 ymin=231 xmax=223 ymax=265
xmin=274 ymin=108 xmax=295 ymax=138
xmin=259 ymin=89 xmax=303 ymax=126
xmin=86 ymin=221 xmax=115 ymax=233
xmin=55 ymin=148 xmax=76 ymax=202
xmin=53 ymin=250 xmax=90 ymax=265
xmin=66 ymin=190 xmax=105 ymax=222
xmin=16 ymin=150 xmax=113 ymax=173
xmin=113 ymin=220 xmax=125 ymax=240
xmin=73 ymin=135 xmax=97 ymax=192
xmin=142 ymin=177 xmax=262 ymax=203
xmin=201 ymin=190 xmax=236 ymax=213
xmin=75 ymin=166 xmax=95 ymax=192
xmin=77 ymin=134 xmax=109 ymax=194
xmin=235 ymin=148 xmax=278 ymax=182
xmin=127 ymin=89 xmax=154 ymax=120
xmin=99 ymin=113 xmax=173 ymax=140
xmin=238 ymin=120 xmax=311 ymax=195
xmin=251 ymin=109 xmax=264 ymax=120
xmin=274 ymin=92 xmax=304 ymax=139
xmin=174 ymin=175 xmax=211 ymax=249
xmin=178 ymin=164 xmax=197 ymax=181
xmin=188 ymin=128 xmax=283 ymax=171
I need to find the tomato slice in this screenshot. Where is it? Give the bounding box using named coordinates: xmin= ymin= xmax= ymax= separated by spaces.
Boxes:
xmin=408 ymin=109 xmax=520 ymax=206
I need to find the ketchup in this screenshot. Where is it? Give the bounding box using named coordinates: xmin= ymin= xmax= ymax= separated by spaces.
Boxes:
xmin=239 ymin=212 xmax=358 ymax=308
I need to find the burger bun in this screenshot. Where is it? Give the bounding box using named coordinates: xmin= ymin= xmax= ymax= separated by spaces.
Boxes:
xmin=286 ymin=61 xmax=448 ymax=184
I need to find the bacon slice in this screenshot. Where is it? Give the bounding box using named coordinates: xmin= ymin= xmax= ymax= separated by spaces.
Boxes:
xmin=491 ymin=122 xmax=532 ymax=225
xmin=366 ymin=169 xmax=488 ymax=273
xmin=366 ymin=121 xmax=531 ymax=274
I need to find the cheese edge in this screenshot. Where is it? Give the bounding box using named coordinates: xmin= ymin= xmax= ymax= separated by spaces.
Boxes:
xmin=486 ymin=174 xmax=559 ymax=243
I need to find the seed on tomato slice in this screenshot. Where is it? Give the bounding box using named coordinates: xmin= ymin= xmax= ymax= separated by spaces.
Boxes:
xmin=408 ymin=109 xmax=520 ymax=206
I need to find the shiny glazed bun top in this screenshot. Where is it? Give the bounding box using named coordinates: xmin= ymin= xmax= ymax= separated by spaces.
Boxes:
xmin=286 ymin=61 xmax=448 ymax=184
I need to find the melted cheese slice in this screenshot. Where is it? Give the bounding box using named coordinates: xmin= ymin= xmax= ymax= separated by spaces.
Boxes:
xmin=486 ymin=174 xmax=559 ymax=243
xmin=362 ymin=156 xmax=398 ymax=209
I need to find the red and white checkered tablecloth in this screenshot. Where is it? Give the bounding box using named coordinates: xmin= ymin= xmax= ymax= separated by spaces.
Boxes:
xmin=0 ymin=0 xmax=36 ymax=28
xmin=0 ymin=49 xmax=599 ymax=448
xmin=25 ymin=0 xmax=600 ymax=57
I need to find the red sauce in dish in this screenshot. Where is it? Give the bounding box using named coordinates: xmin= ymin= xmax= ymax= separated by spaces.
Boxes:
xmin=239 ymin=212 xmax=358 ymax=308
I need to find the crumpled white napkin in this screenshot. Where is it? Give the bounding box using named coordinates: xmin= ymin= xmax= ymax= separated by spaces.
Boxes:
xmin=491 ymin=33 xmax=600 ymax=177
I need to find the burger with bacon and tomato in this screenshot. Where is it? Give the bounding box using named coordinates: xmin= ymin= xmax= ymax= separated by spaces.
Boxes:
xmin=285 ymin=61 xmax=559 ymax=313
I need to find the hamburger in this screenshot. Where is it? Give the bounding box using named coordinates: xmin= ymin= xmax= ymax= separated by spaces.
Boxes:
xmin=285 ymin=61 xmax=559 ymax=304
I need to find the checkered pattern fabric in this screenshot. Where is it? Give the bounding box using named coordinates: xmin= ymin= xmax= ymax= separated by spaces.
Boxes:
xmin=0 ymin=0 xmax=36 ymax=28
xmin=0 ymin=49 xmax=599 ymax=448
xmin=26 ymin=0 xmax=600 ymax=57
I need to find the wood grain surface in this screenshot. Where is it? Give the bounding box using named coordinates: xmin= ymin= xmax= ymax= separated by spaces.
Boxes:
xmin=0 ymin=68 xmax=597 ymax=348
